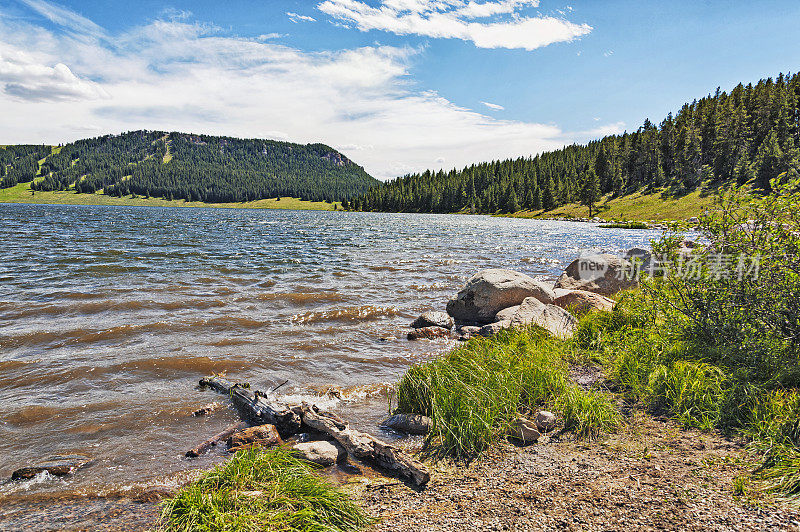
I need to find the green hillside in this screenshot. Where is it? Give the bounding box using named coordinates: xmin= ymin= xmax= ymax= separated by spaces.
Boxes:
xmin=348 ymin=71 xmax=800 ymax=217
xmin=0 ymin=131 xmax=378 ymax=204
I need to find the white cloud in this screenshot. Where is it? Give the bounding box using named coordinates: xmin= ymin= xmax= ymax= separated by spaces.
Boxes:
xmin=19 ymin=0 xmax=106 ymax=38
xmin=579 ymin=121 xmax=625 ymax=138
xmin=481 ymin=100 xmax=503 ymax=110
xmin=316 ymin=0 xmax=592 ymax=51
xmin=603 ymin=49 xmax=614 ymax=57
xmin=287 ymin=12 xmax=317 ymax=23
xmin=0 ymin=43 xmax=109 ymax=101
xmin=0 ymin=1 xmax=610 ymax=179
xmin=257 ymin=33 xmax=285 ymax=41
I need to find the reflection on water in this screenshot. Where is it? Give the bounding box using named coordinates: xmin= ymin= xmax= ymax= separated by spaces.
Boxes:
xmin=0 ymin=203 xmax=659 ymax=526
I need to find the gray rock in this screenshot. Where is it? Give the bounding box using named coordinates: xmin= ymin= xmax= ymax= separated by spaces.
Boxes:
xmin=553 ymin=288 xmax=573 ymax=299
xmin=625 ymin=248 xmax=654 ymax=275
xmin=457 ymin=325 xmax=482 ymax=341
xmin=447 ymin=269 xmax=555 ymax=324
xmin=11 ymin=455 xmax=91 ymax=481
xmin=554 ymin=253 xmax=638 ymax=295
xmin=507 ymin=417 xmax=540 ymax=444
xmin=535 ymin=410 xmax=557 ymax=432
xmin=493 ymin=305 xmax=520 ymax=322
xmin=510 ymin=297 xmax=578 ymax=339
xmin=553 ymin=290 xmax=615 ymax=313
xmin=457 ymin=325 xmax=481 ymax=335
xmin=411 ymin=311 xmax=454 ymax=330
xmin=383 ymin=413 xmax=431 ymax=435
xmin=407 ymin=326 xmax=451 ymax=340
xmin=292 ymin=440 xmax=346 ymax=466
xmin=479 ymin=320 xmax=511 ymax=336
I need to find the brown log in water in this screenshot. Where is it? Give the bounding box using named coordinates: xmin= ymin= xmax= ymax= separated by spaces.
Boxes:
xmin=185 ymin=422 xmax=246 ymax=458
xmin=298 ymin=402 xmax=430 ymax=487
xmin=199 ymin=376 xmax=302 ymax=437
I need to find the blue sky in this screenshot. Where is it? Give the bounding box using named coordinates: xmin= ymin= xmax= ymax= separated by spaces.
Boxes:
xmin=0 ymin=0 xmax=798 ymax=179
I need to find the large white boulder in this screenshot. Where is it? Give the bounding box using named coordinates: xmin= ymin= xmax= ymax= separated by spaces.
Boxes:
xmin=554 ymin=253 xmax=638 ymax=295
xmin=446 ymin=269 xmax=555 ymax=324
xmin=510 ymin=297 xmax=578 ymax=339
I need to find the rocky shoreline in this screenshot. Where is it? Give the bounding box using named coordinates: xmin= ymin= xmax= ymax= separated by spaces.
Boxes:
xmin=406 ymin=248 xmax=644 ymax=344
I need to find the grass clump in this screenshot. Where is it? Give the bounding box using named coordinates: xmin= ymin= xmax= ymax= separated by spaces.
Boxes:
xmin=397 ymin=328 xmax=570 ymax=459
xmin=647 ymin=361 xmax=724 ymax=430
xmin=599 ymin=221 xmax=649 ymax=229
xmin=556 ymin=386 xmax=620 ymax=439
xmin=397 ymin=327 xmax=619 ymax=459
xmin=159 ymin=448 xmax=370 ymax=532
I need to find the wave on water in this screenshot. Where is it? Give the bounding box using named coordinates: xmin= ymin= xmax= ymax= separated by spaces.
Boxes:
xmin=290 ymin=305 xmax=402 ymax=324
xmin=251 ymin=292 xmax=347 ymax=304
xmin=0 ymin=298 xmax=227 ymax=321
xmin=0 ymin=316 xmax=268 ymax=349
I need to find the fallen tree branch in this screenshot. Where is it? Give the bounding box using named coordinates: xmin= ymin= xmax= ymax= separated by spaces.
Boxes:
xmin=186 ymin=422 xmax=246 ymax=457
xmin=299 ymin=403 xmax=430 ymax=486
xmin=199 ymin=376 xmax=301 ymax=437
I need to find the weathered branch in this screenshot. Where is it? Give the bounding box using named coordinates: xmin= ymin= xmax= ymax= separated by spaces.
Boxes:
xmin=199 ymin=376 xmax=301 ymax=437
xmin=186 ymin=422 xmax=246 ymax=457
xmin=299 ymin=403 xmax=430 ymax=487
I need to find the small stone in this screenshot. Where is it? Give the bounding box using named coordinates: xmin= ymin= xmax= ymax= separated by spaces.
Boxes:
xmin=479 ymin=320 xmax=511 ymax=336
xmin=383 ymin=413 xmax=431 ymax=435
xmin=507 ymin=417 xmax=540 ymax=444
xmin=535 ymin=411 xmax=557 ymax=432
xmin=227 ymin=424 xmax=282 ymax=451
xmin=411 ymin=311 xmax=454 ymax=330
xmin=292 ymin=440 xmax=346 ymax=466
xmin=407 ymin=326 xmax=451 ymax=340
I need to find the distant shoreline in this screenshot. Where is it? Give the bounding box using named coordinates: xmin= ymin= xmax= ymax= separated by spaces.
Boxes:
xmin=0 ymin=182 xmax=341 ymax=211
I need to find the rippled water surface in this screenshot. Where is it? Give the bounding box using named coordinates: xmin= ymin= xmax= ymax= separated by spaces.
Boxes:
xmin=0 ymin=204 xmax=660 ymax=523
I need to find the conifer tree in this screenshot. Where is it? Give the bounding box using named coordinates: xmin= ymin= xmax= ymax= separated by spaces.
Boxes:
xmin=579 ymin=167 xmax=601 ymax=218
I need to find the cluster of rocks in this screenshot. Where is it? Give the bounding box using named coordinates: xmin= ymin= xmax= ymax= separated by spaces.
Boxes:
xmin=409 ymin=250 xmax=648 ymax=342
xmin=507 ymin=410 xmax=557 ymax=444
xmin=204 ymin=416 xmax=348 ymax=468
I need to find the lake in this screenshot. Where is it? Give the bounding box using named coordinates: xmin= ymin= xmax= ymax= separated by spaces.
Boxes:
xmin=0 ymin=204 xmax=660 ymax=528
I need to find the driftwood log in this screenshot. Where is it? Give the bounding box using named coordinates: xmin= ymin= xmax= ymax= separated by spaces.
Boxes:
xmin=186 ymin=422 xmax=246 ymax=457
xmin=197 ymin=376 xmax=430 ymax=487
xmin=299 ymin=403 xmax=430 ymax=486
xmin=199 ymin=376 xmax=301 ymax=437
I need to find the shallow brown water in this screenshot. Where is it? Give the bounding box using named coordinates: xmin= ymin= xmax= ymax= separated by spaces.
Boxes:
xmin=0 ymin=204 xmax=659 ymax=528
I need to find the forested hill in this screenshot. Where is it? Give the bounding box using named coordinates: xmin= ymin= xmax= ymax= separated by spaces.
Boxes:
xmin=0 ymin=131 xmax=379 ymax=203
xmin=347 ymin=71 xmax=800 ymax=214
